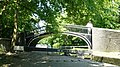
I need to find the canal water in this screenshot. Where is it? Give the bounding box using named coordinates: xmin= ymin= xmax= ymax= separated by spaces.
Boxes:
xmin=0 ymin=51 xmax=119 ymax=67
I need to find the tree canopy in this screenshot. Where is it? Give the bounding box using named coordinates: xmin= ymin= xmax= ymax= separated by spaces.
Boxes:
xmin=0 ymin=0 xmax=120 ymax=48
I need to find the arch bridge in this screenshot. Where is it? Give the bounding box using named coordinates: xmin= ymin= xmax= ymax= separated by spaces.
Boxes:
xmin=14 ymin=25 xmax=92 ymax=52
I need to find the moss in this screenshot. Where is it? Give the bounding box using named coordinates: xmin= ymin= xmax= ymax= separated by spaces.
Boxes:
xmin=92 ymin=56 xmax=120 ymax=66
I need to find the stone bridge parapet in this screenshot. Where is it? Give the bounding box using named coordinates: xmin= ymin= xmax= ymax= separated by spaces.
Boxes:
xmin=92 ymin=28 xmax=120 ymax=65
xmin=92 ymin=28 xmax=120 ymax=52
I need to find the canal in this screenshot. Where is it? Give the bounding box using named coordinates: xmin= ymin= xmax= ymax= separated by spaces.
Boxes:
xmin=0 ymin=51 xmax=119 ymax=67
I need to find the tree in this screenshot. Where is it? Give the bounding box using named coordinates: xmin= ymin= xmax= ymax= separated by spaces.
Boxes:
xmin=0 ymin=0 xmax=120 ymax=50
xmin=59 ymin=0 xmax=120 ymax=29
xmin=0 ymin=0 xmax=64 ymax=51
xmin=41 ymin=0 xmax=120 ymax=47
xmin=40 ymin=0 xmax=120 ymax=48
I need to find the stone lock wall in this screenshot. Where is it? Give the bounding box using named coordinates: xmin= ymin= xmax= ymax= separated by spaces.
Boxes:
xmin=92 ymin=28 xmax=120 ymax=52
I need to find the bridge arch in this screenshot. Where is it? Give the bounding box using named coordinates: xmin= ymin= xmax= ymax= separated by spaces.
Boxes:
xmin=62 ymin=32 xmax=92 ymax=49
xmin=27 ymin=32 xmax=92 ymax=49
xmin=27 ymin=33 xmax=51 ymax=47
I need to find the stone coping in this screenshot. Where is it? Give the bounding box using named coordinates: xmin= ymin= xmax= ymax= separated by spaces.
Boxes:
xmin=93 ymin=27 xmax=120 ymax=32
xmin=92 ymin=55 xmax=120 ymax=66
xmin=92 ymin=51 xmax=120 ymax=59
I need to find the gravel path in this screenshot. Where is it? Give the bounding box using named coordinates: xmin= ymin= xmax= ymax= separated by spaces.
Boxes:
xmin=0 ymin=51 xmax=119 ymax=67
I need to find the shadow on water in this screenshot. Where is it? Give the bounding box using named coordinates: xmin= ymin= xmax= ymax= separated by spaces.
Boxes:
xmin=0 ymin=54 xmax=13 ymax=67
xmin=0 ymin=52 xmax=119 ymax=67
xmin=0 ymin=54 xmax=22 ymax=67
xmin=0 ymin=52 xmax=54 ymax=67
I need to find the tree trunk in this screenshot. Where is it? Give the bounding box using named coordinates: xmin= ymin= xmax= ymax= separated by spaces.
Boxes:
xmin=11 ymin=2 xmax=18 ymax=51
